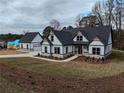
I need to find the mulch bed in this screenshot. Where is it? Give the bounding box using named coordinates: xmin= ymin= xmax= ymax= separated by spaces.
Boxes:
xmin=0 ymin=63 xmax=124 ymax=93
xmin=35 ymin=54 xmax=74 ymax=60
xmin=72 ymin=56 xmax=112 ymax=64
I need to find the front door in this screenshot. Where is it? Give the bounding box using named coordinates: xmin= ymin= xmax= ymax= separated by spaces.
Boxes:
xmin=78 ymin=46 xmax=82 ymax=54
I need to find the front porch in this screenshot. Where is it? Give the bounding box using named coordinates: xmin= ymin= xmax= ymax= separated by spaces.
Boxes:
xmin=74 ymin=45 xmax=88 ymax=56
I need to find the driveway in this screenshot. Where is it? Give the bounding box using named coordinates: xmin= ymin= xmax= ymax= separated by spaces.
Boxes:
xmin=0 ymin=54 xmax=32 ymax=58
xmin=0 ymin=51 xmax=37 ymax=58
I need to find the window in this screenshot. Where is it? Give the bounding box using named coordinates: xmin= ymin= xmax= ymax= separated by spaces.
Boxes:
xmin=92 ymin=48 xmax=100 ymax=55
xmin=54 ymin=47 xmax=60 ymax=54
xmin=51 ymin=35 xmax=54 ymax=42
xmin=45 ymin=47 xmax=47 ymax=53
xmin=21 ymin=44 xmax=23 ymax=48
xmin=80 ymin=36 xmax=83 ymax=41
xmin=77 ymin=36 xmax=83 ymax=41
xmin=66 ymin=47 xmax=68 ymax=53
xmin=27 ymin=44 xmax=29 ymax=49
xmin=77 ymin=36 xmax=80 ymax=41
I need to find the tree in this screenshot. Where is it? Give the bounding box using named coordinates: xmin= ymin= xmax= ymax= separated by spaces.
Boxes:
xmin=92 ymin=1 xmax=104 ymax=26
xmin=79 ymin=15 xmax=99 ymax=27
xmin=75 ymin=14 xmax=83 ymax=27
xmin=116 ymin=0 xmax=123 ymax=30
xmin=106 ymin=0 xmax=114 ymax=26
xmin=92 ymin=0 xmax=123 ymax=30
xmin=49 ymin=19 xmax=61 ymax=30
xmin=67 ymin=26 xmax=73 ymax=30
xmin=43 ymin=26 xmax=54 ymax=37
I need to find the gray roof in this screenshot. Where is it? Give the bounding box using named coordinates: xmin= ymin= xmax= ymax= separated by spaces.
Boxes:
xmin=20 ymin=32 xmax=42 ymax=43
xmin=77 ymin=26 xmax=112 ymax=45
xmin=53 ymin=31 xmax=74 ymax=45
xmin=54 ymin=26 xmax=112 ymax=45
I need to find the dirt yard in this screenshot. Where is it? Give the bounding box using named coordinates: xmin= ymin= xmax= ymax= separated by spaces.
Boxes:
xmin=0 ymin=63 xmax=124 ymax=93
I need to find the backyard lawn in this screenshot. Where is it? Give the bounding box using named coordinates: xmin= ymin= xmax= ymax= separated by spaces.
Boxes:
xmin=0 ymin=50 xmax=124 ymax=93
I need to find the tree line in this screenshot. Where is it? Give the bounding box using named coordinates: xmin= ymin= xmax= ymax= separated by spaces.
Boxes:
xmin=0 ymin=33 xmax=23 ymax=42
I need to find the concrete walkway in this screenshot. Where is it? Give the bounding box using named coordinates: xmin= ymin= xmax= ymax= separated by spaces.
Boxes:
xmin=0 ymin=53 xmax=78 ymax=62
xmin=31 ymin=55 xmax=78 ymax=62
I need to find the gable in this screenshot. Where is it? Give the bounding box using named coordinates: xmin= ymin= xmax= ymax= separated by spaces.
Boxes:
xmin=90 ymin=37 xmax=104 ymax=46
xmin=48 ymin=31 xmax=62 ymax=45
xmin=42 ymin=38 xmax=50 ymax=45
xmin=73 ymin=31 xmax=88 ymax=42
xmin=20 ymin=32 xmax=39 ymax=43
xmin=32 ymin=33 xmax=42 ymax=43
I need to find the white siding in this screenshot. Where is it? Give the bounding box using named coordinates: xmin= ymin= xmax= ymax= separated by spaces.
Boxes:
xmin=83 ymin=36 xmax=88 ymax=42
xmin=51 ymin=45 xmax=63 ymax=54
xmin=90 ymin=40 xmax=104 ymax=46
xmin=48 ymin=32 xmax=62 ymax=45
xmin=20 ymin=33 xmax=42 ymax=51
xmin=105 ymin=32 xmax=112 ymax=55
xmin=41 ymin=44 xmax=51 ymax=56
xmin=89 ymin=46 xmax=105 ymax=55
xmin=20 ymin=43 xmax=32 ymax=50
xmin=31 ymin=34 xmax=42 ymax=51
xmin=108 ymin=32 xmax=112 ymax=44
xmin=105 ymin=44 xmax=112 ymax=54
xmin=63 ymin=46 xmax=73 ymax=54
xmin=32 ymin=34 xmax=42 ymax=43
xmin=73 ymin=31 xmax=88 ymax=42
xmin=52 ymin=46 xmax=63 ymax=58
xmin=88 ymin=39 xmax=105 ymax=58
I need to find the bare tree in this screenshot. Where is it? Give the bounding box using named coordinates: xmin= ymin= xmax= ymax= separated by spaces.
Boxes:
xmin=49 ymin=19 xmax=61 ymax=30
xmin=116 ymin=0 xmax=123 ymax=30
xmin=106 ymin=0 xmax=114 ymax=26
xmin=112 ymin=7 xmax=119 ymax=30
xmin=75 ymin=14 xmax=83 ymax=27
xmin=92 ymin=1 xmax=104 ymax=26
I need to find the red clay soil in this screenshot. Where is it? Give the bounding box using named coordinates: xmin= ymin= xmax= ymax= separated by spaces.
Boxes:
xmin=0 ymin=63 xmax=124 ymax=93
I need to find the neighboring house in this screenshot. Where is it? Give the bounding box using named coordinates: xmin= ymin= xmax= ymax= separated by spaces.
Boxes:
xmin=7 ymin=40 xmax=20 ymax=49
xmin=0 ymin=41 xmax=6 ymax=49
xmin=41 ymin=26 xmax=112 ymax=59
xmin=20 ymin=32 xmax=43 ymax=51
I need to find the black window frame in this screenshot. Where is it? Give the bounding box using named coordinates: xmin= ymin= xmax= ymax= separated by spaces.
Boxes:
xmin=45 ymin=47 xmax=48 ymax=53
xmin=80 ymin=36 xmax=83 ymax=41
xmin=51 ymin=35 xmax=54 ymax=42
xmin=66 ymin=47 xmax=68 ymax=53
xmin=27 ymin=44 xmax=29 ymax=49
xmin=77 ymin=36 xmax=83 ymax=41
xmin=92 ymin=48 xmax=100 ymax=55
xmin=54 ymin=47 xmax=60 ymax=54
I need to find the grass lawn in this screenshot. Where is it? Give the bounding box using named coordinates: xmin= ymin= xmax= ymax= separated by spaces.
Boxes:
xmin=0 ymin=49 xmax=26 ymax=55
xmin=0 ymin=77 xmax=35 ymax=93
xmin=0 ymin=50 xmax=124 ymax=79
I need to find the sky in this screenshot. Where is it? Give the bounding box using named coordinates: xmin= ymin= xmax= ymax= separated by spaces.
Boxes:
xmin=0 ymin=0 xmax=99 ymax=34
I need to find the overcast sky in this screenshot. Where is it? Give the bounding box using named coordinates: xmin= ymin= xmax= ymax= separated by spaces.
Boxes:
xmin=0 ymin=0 xmax=99 ymax=34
